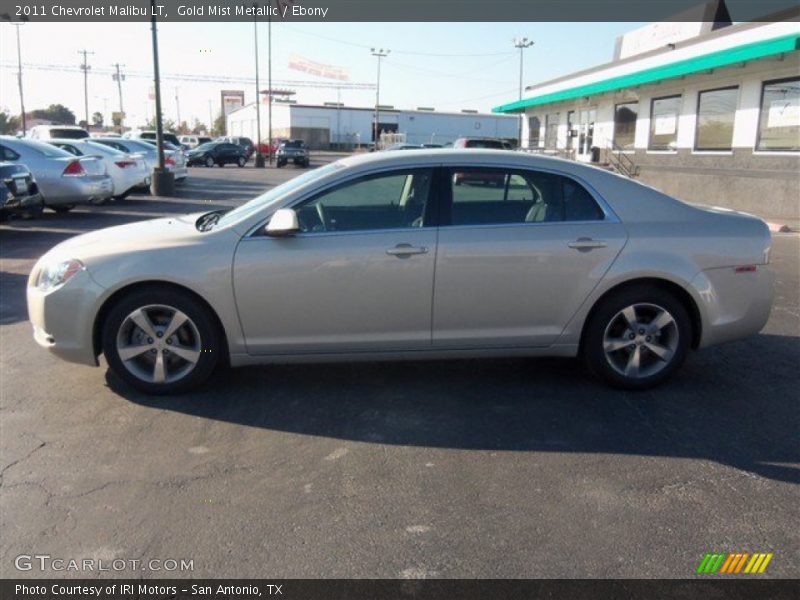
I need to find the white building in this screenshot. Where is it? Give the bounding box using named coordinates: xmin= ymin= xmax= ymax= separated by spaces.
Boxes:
xmin=227 ymin=101 xmax=518 ymax=149
xmin=493 ymin=4 xmax=799 ymax=221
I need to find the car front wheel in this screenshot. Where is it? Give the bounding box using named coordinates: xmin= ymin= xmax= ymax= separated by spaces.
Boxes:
xmin=583 ymin=285 xmax=691 ymax=390
xmin=205 ymin=157 xmax=215 ymax=168
xmin=237 ymin=156 xmax=246 ymax=167
xmin=102 ymin=288 xmax=220 ymax=394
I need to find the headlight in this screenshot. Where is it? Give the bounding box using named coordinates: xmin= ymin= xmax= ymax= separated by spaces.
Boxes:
xmin=37 ymin=259 xmax=85 ymax=292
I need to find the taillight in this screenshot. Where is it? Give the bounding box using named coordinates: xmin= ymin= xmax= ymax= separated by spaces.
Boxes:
xmin=62 ymin=160 xmax=86 ymax=177
xmin=115 ymin=160 xmax=137 ymax=168
xmin=165 ymin=157 xmax=176 ymax=166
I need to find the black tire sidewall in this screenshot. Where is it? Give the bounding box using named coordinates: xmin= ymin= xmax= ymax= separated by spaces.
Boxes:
xmin=205 ymin=157 xmax=214 ymax=168
xmin=102 ymin=288 xmax=220 ymax=395
xmin=584 ymin=285 xmax=691 ymax=390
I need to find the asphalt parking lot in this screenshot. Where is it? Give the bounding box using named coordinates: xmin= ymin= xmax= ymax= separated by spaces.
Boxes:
xmin=1 ymin=160 xmax=798 ymax=579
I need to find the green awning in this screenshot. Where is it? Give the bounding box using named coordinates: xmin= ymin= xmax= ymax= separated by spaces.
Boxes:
xmin=493 ymin=33 xmax=800 ymax=114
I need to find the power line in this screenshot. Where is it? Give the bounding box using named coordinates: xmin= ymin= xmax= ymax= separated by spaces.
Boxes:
xmin=383 ymin=56 xmax=514 ymax=85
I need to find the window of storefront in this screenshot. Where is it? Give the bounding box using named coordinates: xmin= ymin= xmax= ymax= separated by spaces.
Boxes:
xmin=695 ymin=87 xmax=738 ymax=151
xmin=613 ymin=102 xmax=638 ymax=150
xmin=649 ymin=95 xmax=681 ymax=151
xmin=545 ymin=113 xmax=560 ymax=149
xmin=528 ymin=116 xmax=541 ymax=147
xmin=756 ymin=77 xmax=800 ymax=152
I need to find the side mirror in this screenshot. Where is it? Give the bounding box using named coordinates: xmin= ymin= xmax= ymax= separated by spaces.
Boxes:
xmin=265 ymin=208 xmax=300 ymax=236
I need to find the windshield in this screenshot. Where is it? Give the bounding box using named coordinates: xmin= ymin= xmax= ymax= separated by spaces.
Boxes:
xmin=466 ymin=139 xmax=505 ymax=149
xmin=282 ymin=140 xmax=304 ymax=148
xmin=215 ymin=163 xmax=342 ymax=230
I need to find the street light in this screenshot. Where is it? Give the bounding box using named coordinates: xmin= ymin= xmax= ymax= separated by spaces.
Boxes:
xmin=78 ymin=49 xmax=95 ymax=127
xmin=2 ymin=14 xmax=28 ymax=135
xmin=513 ymin=37 xmax=534 ymax=149
xmin=370 ymin=48 xmax=389 ymax=149
xmin=253 ymin=3 xmax=265 ymax=168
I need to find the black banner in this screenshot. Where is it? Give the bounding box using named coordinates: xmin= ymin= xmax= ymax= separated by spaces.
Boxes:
xmin=2 ymin=579 xmax=800 ymax=600
xmin=1 ymin=0 xmax=799 ymax=22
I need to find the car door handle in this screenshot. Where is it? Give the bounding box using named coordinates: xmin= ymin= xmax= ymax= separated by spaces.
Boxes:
xmin=568 ymin=238 xmax=607 ymax=251
xmin=386 ymin=244 xmax=428 ymax=257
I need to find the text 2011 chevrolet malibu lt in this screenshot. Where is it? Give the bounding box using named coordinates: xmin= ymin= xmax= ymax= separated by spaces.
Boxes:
xmin=27 ymin=150 xmax=774 ymax=394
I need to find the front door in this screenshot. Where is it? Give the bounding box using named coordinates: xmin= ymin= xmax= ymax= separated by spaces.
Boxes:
xmin=233 ymin=168 xmax=438 ymax=354
xmin=576 ymin=108 xmax=597 ymax=161
xmin=432 ymin=166 xmax=627 ymax=348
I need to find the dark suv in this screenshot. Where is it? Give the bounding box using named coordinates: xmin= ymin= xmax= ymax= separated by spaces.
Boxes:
xmin=276 ymin=139 xmax=310 ymax=168
xmin=187 ymin=142 xmax=249 ymax=167
xmin=453 ymin=137 xmax=513 ymax=150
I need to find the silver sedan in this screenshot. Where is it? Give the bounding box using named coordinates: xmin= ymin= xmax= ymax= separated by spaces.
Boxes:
xmin=0 ymin=136 xmax=113 ymax=212
xmin=27 ymin=150 xmax=774 ymax=394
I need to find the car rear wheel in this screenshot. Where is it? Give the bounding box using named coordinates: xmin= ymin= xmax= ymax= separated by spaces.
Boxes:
xmin=102 ymin=288 xmax=220 ymax=395
xmin=237 ymin=156 xmax=246 ymax=167
xmin=583 ymin=285 xmax=691 ymax=390
xmin=49 ymin=204 xmax=75 ymax=213
xmin=205 ymin=157 xmax=215 ymax=168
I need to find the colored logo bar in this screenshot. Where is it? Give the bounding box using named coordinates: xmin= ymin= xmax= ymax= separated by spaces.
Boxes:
xmin=696 ymin=552 xmax=773 ymax=574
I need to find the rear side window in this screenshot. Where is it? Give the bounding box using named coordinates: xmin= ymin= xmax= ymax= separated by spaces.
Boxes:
xmin=448 ymin=168 xmax=604 ymax=226
xmin=54 ymin=143 xmax=81 ymax=156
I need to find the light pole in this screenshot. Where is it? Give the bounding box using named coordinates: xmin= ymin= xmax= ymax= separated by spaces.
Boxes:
xmin=2 ymin=16 xmax=27 ymax=134
xmin=149 ymin=0 xmax=173 ymax=196
xmin=253 ymin=4 xmax=265 ymax=168
xmin=370 ymin=48 xmax=389 ymax=149
xmin=78 ymin=49 xmax=94 ymax=127
xmin=513 ymin=37 xmax=534 ymax=149
xmin=267 ymin=8 xmax=273 ymax=164
xmin=112 ymin=63 xmax=125 ymax=131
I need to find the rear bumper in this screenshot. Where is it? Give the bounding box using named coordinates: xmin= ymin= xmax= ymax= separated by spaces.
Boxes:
xmin=2 ymin=192 xmax=43 ymax=213
xmin=42 ymin=175 xmax=114 ymax=206
xmin=692 ymin=265 xmax=775 ymax=348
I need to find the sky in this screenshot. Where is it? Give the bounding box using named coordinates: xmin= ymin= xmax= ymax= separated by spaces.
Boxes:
xmin=0 ymin=21 xmax=644 ymax=129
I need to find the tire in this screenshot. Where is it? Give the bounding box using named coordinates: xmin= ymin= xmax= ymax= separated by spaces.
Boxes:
xmin=49 ymin=204 xmax=75 ymax=213
xmin=277 ymin=161 xmax=285 ymax=168
xmin=102 ymin=287 xmax=221 ymax=395
xmin=205 ymin=157 xmax=215 ymax=168
xmin=583 ymin=284 xmax=691 ymax=390
xmin=237 ymin=157 xmax=246 ymax=168
xmin=21 ymin=203 xmax=44 ymax=220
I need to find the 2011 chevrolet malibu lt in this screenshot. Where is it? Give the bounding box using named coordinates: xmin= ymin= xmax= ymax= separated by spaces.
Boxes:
xmin=27 ymin=150 xmax=774 ymax=394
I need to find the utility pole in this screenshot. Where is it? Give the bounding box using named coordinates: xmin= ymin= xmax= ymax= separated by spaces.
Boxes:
xmin=370 ymin=48 xmax=389 ymax=149
xmin=78 ymin=49 xmax=94 ymax=127
xmin=175 ymin=87 xmax=181 ymax=126
xmin=267 ymin=9 xmax=273 ymax=164
xmin=112 ymin=63 xmax=125 ymax=130
xmin=513 ymin=37 xmax=534 ymax=149
xmin=208 ymin=100 xmax=213 ymax=133
xmin=253 ymin=3 xmax=265 ymax=168
xmin=1 ymin=18 xmax=27 ymax=135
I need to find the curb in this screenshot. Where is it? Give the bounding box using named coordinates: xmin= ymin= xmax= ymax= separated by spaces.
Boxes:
xmin=766 ymin=222 xmax=794 ymax=233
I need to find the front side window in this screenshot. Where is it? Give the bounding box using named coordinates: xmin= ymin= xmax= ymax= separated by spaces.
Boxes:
xmin=649 ymin=95 xmax=681 ymax=151
xmin=614 ymin=102 xmax=638 ymax=150
xmin=296 ymin=169 xmax=433 ymax=233
xmin=757 ymin=77 xmax=800 ymax=151
xmin=695 ymin=87 xmax=738 ymax=151
xmin=448 ymin=168 xmax=603 ymax=226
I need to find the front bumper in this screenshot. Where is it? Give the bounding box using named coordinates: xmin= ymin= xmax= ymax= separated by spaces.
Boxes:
xmin=692 ymin=264 xmax=775 ymax=348
xmin=27 ymin=268 xmax=106 ymax=366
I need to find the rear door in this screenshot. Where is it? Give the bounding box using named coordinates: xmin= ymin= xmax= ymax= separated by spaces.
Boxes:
xmin=432 ymin=166 xmax=627 ymax=348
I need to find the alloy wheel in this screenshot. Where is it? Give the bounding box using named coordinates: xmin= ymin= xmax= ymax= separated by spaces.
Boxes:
xmin=602 ymin=302 xmax=679 ymax=379
xmin=115 ymin=304 xmax=202 ymax=385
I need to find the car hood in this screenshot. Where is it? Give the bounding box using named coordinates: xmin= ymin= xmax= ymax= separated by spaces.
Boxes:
xmin=39 ymin=213 xmax=208 ymax=265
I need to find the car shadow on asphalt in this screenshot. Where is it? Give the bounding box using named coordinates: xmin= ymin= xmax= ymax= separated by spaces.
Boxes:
xmin=108 ymin=333 xmax=800 ymax=485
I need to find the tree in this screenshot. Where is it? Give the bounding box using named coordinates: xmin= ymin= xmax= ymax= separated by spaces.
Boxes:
xmin=92 ymin=112 xmax=104 ymax=127
xmin=176 ymin=121 xmax=191 ymax=135
xmin=144 ymin=115 xmax=176 ymax=132
xmin=30 ymin=104 xmax=76 ymax=125
xmin=0 ymin=110 xmax=21 ymax=135
xmin=112 ymin=112 xmax=124 ymax=128
xmin=213 ymin=112 xmax=226 ymax=137
xmin=190 ymin=119 xmax=207 ymax=135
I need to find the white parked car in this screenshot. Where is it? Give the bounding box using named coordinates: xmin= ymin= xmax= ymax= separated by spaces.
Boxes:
xmin=179 ymin=135 xmax=213 ymax=150
xmin=91 ymin=138 xmax=187 ymax=183
xmin=27 ymin=125 xmax=90 ymax=140
xmin=46 ymin=139 xmax=149 ymax=200
xmin=27 ymin=150 xmax=774 ymax=394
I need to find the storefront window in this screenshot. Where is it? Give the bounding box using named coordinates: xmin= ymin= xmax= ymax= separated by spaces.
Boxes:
xmin=757 ymin=78 xmax=800 ymax=152
xmin=545 ymin=113 xmax=560 ymax=149
xmin=649 ymin=95 xmax=681 ymax=151
xmin=613 ymin=102 xmax=638 ymax=150
xmin=528 ymin=116 xmax=541 ymax=147
xmin=695 ymin=87 xmax=738 ymax=151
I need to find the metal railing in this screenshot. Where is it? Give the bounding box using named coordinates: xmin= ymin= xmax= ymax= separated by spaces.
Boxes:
xmin=606 ymin=140 xmax=640 ymax=178
xmin=522 ymin=147 xmax=576 ymax=161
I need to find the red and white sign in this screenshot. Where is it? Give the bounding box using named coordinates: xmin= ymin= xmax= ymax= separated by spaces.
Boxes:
xmin=288 ymin=54 xmax=349 ymax=81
